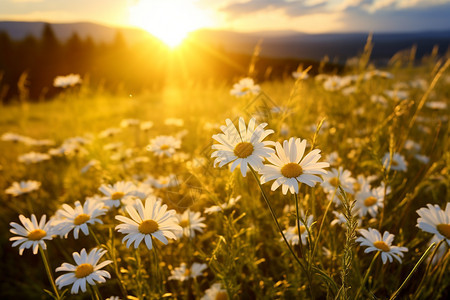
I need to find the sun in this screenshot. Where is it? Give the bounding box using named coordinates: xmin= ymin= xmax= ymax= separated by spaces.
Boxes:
xmin=129 ymin=0 xmax=213 ymax=48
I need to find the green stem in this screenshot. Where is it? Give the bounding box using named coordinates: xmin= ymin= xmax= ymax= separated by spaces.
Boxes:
xmin=389 ymin=242 xmax=436 ymax=300
xmin=39 ymin=246 xmax=61 ymax=300
xmin=293 ymin=193 xmax=305 ymax=259
xmin=91 ymin=284 xmax=101 ymax=300
xmin=134 ymin=247 xmax=143 ymax=300
xmin=355 ymin=251 xmax=380 ymax=300
xmin=312 ymin=191 xmax=335 ymax=259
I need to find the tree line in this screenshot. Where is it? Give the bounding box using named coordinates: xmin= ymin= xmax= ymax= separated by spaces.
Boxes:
xmin=0 ymin=23 xmax=332 ymax=103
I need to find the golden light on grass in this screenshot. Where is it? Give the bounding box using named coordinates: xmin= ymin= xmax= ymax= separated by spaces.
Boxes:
xmin=128 ymin=0 xmax=213 ymax=48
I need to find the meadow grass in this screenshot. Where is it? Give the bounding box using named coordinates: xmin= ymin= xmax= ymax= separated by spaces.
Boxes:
xmin=0 ymin=55 xmax=449 ymax=299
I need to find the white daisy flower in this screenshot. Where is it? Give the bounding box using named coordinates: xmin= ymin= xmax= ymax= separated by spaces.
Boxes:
xmin=115 ymin=196 xmax=181 ymax=250
xmin=283 ymin=215 xmax=314 ymax=245
xmin=204 ymin=195 xmax=241 ymax=214
xmin=52 ymin=199 xmax=107 ymax=239
xmin=1 ymin=132 xmax=27 ymax=143
xmin=230 ymin=78 xmax=260 ymax=97
xmin=168 ymin=262 xmax=207 ymax=281
xmin=140 ymin=121 xmax=154 ymax=131
xmin=321 ymin=167 xmax=356 ymax=203
xmin=382 ymin=152 xmax=408 ymax=172
xmin=259 ymin=137 xmax=329 ymax=194
xmin=98 ymin=127 xmax=121 ymax=139
xmin=80 ymin=159 xmax=100 ymax=174
xmin=427 ymin=235 xmax=449 ymax=265
xmin=99 ymin=181 xmax=137 ymax=208
xmin=416 ymin=203 xmax=450 ymax=246
xmin=5 ymin=180 xmax=41 ymax=196
xmin=164 ymin=118 xmax=184 ymax=127
xmin=356 ymin=228 xmax=408 ymax=264
xmin=147 ymin=135 xmax=181 ymax=158
xmin=120 ymin=118 xmax=140 ymax=128
xmin=18 ymin=152 xmax=51 ymax=164
xmin=211 ymin=117 xmax=274 ymax=177
xmin=9 ymin=214 xmax=53 ymax=255
xmin=176 ymin=209 xmax=206 ymax=238
xmin=55 ymin=248 xmax=112 ymax=294
xmin=53 ymin=73 xmax=82 ymax=88
xmin=354 ymin=186 xmax=384 ymax=218
xmin=150 ymin=174 xmax=179 ymax=189
xmin=201 ymin=283 xmax=228 ymax=300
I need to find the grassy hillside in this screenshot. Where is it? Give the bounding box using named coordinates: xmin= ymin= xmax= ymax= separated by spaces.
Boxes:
xmin=0 ymin=55 xmax=449 ymax=299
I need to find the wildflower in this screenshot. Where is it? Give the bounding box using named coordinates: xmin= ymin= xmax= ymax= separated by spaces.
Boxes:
xmin=5 ymin=180 xmax=41 ymax=196
xmin=99 ymin=181 xmax=137 ymax=208
xmin=414 ymin=154 xmax=430 ymax=164
xmin=356 ymin=228 xmax=408 ymax=264
xmin=140 ymin=121 xmax=154 ymax=131
xmin=164 ymin=117 xmax=184 ymax=127
xmin=55 ymin=248 xmax=112 ymax=294
xmin=147 ymin=135 xmax=181 ymax=157
xmin=176 ymin=209 xmax=206 ymax=238
xmin=370 ymin=94 xmax=388 ymax=106
xmin=354 ymin=186 xmax=384 ymax=218
xmin=81 ymin=159 xmax=100 ymax=174
xmin=230 ymin=77 xmax=260 ymax=97
xmin=205 ymin=195 xmax=241 ymax=214
xmin=99 ymin=127 xmax=121 ymax=138
xmin=168 ymin=262 xmax=207 ymax=281
xmin=1 ymin=132 xmax=27 ymax=143
xmin=427 ymin=235 xmax=448 ymax=265
xmin=201 ymin=283 xmax=228 ymax=300
xmin=148 ymin=174 xmax=179 ymax=189
xmin=426 ymin=101 xmax=447 ymax=110
xmin=382 ymin=152 xmax=407 ymax=172
xmin=211 ymin=117 xmax=274 ymax=177
xmin=52 ymin=199 xmax=107 ymax=239
xmin=260 ymin=138 xmax=328 ymax=194
xmin=10 ymin=214 xmax=53 ymax=255
xmin=115 ymin=196 xmax=181 ymax=250
xmin=323 ymin=75 xmax=350 ymax=91
xmin=120 ymin=118 xmax=140 ymax=128
xmin=384 ymin=90 xmax=408 ymax=101
xmin=283 ymin=215 xmax=314 ymax=245
xmin=321 ymin=167 xmax=356 ymax=203
xmin=18 ymin=151 xmax=51 ymax=164
xmin=130 ymin=183 xmax=154 ymax=201
xmin=416 ymin=203 xmax=450 ymax=246
xmin=103 ymin=142 xmax=123 ymax=151
xmin=292 ymin=70 xmax=309 ymax=80
xmin=53 ymin=73 xmax=82 ymax=88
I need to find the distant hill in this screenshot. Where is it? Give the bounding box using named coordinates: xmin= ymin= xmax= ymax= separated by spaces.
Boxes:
xmin=0 ymin=21 xmax=449 ymax=62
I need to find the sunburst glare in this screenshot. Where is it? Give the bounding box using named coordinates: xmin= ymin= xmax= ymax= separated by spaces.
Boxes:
xmin=128 ymin=0 xmax=214 ymax=48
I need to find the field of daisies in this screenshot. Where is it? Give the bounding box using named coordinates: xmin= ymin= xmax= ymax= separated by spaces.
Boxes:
xmin=1 ymin=51 xmax=449 ymax=300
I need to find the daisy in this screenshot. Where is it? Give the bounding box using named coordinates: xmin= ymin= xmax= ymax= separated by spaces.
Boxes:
xmin=120 ymin=118 xmax=140 ymax=128
xmin=321 ymin=167 xmax=356 ymax=203
xmin=168 ymin=262 xmax=207 ymax=281
xmin=382 ymin=152 xmax=408 ymax=172
xmin=354 ymin=185 xmax=384 ymax=218
xmin=211 ymin=117 xmax=274 ymax=177
xmin=140 ymin=121 xmax=154 ymax=131
xmin=81 ymin=159 xmax=100 ymax=174
xmin=356 ymin=228 xmax=408 ymax=264
xmin=55 ymin=248 xmax=112 ymax=294
xmin=9 ymin=214 xmax=53 ymax=255
xmin=201 ymin=283 xmax=228 ymax=300
xmin=175 ymin=209 xmax=206 ymax=238
xmin=52 ymin=199 xmax=107 ymax=239
xmin=230 ymin=77 xmax=260 ymax=97
xmin=151 ymin=174 xmax=179 ymax=189
xmin=115 ymin=196 xmax=181 ymax=250
xmin=5 ymin=180 xmax=41 ymax=196
xmin=427 ymin=235 xmax=449 ymax=265
xmin=1 ymin=132 xmax=27 ymax=143
xmin=164 ymin=117 xmax=184 ymax=127
xmin=147 ymin=135 xmax=181 ymax=158
xmin=204 ymin=195 xmax=241 ymax=214
xmin=416 ymin=203 xmax=450 ymax=246
xmin=18 ymin=152 xmax=51 ymax=164
xmin=283 ymin=215 xmax=314 ymax=245
xmin=99 ymin=127 xmax=121 ymax=138
xmin=259 ymin=137 xmax=329 ymax=194
xmin=99 ymin=181 xmax=137 ymax=208
xmin=53 ymin=73 xmax=82 ymax=88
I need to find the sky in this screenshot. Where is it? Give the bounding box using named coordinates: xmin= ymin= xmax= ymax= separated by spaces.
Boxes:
xmin=1 ymin=0 xmax=450 ymax=34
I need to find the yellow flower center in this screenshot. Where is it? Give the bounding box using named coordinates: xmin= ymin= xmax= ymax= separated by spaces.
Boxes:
xmin=329 ymin=177 xmax=340 ymax=187
xmin=111 ymin=191 xmax=124 ymax=200
xmin=233 ymin=142 xmax=254 ymax=158
xmin=183 ymin=268 xmax=191 ymax=277
xmin=364 ymin=196 xmax=377 ymax=207
xmin=179 ymin=220 xmax=190 ymax=228
xmin=241 ymin=86 xmax=250 ymax=92
xmin=160 ymin=144 xmax=170 ymax=150
xmin=75 ymin=263 xmax=94 ymax=278
xmin=73 ymin=214 xmax=90 ymax=225
xmin=391 ymin=159 xmax=399 ymax=166
xmin=436 ymin=224 xmax=450 ymax=239
xmin=373 ymin=241 xmax=390 ymax=252
xmin=294 ymin=225 xmax=306 ymax=235
xmin=27 ymin=229 xmax=46 ymax=241
xmin=215 ymin=291 xmax=228 ymax=300
xmin=281 ymin=163 xmax=303 ymax=178
xmin=138 ymin=219 xmax=159 ymax=234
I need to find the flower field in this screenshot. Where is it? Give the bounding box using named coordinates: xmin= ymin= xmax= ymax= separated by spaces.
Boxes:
xmin=0 ymin=53 xmax=449 ymax=299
